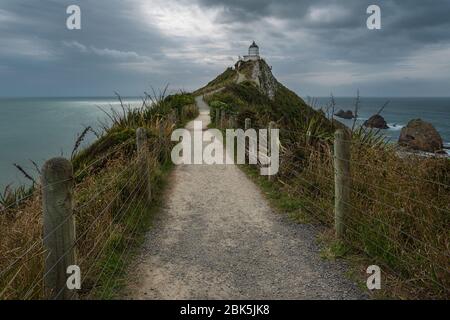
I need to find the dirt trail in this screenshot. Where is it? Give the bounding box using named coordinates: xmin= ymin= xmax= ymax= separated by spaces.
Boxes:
xmin=123 ymin=96 xmax=366 ymax=299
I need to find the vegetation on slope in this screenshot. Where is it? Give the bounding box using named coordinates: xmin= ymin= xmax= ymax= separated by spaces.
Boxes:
xmin=194 ymin=67 xmax=237 ymax=95
xmin=206 ymin=66 xmax=450 ymax=299
xmin=0 ymin=91 xmax=198 ymax=299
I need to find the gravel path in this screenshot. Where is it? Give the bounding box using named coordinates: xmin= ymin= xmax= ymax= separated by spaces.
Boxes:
xmin=123 ymin=96 xmax=366 ymax=299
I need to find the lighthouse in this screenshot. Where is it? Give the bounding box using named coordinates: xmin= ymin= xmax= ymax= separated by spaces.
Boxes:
xmin=243 ymin=41 xmax=260 ymax=61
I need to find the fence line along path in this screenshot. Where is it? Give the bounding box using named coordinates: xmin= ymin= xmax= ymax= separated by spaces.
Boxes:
xmin=123 ymin=95 xmax=366 ymax=299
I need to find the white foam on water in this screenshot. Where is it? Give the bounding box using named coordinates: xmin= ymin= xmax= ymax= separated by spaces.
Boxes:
xmin=387 ymin=123 xmax=405 ymax=131
xmin=444 ymin=142 xmax=450 ymax=156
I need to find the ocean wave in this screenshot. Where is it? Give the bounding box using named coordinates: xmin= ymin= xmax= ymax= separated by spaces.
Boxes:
xmin=387 ymin=123 xmax=404 ymax=131
xmin=439 ymin=142 xmax=450 ymax=156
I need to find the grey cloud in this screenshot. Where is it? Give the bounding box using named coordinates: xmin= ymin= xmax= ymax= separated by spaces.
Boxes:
xmin=0 ymin=0 xmax=449 ymax=97
xmin=63 ymin=41 xmax=148 ymax=62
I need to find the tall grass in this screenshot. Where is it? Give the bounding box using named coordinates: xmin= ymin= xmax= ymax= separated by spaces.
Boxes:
xmin=0 ymin=90 xmax=198 ymax=299
xmin=279 ymin=123 xmax=449 ymax=298
xmin=210 ymin=84 xmax=450 ymax=299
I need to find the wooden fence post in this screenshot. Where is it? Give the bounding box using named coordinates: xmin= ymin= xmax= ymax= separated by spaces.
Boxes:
xmin=42 ymin=157 xmax=76 ymax=300
xmin=220 ymin=110 xmax=226 ymax=129
xmin=136 ymin=128 xmax=152 ymax=205
xmin=334 ymin=129 xmax=351 ymax=238
xmin=230 ymin=115 xmax=236 ymax=129
xmin=245 ymin=118 xmax=251 ymax=130
xmin=169 ymin=110 xmax=177 ymax=124
xmin=268 ymin=121 xmax=276 ymax=181
xmin=215 ymin=109 xmax=220 ymax=126
xmin=181 ymin=105 xmax=186 ymax=120
xmin=244 ymin=118 xmax=251 ymax=163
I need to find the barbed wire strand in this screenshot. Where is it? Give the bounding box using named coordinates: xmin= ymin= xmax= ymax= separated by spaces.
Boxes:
xmin=74 ymin=138 xmax=135 ymax=179
xmin=281 ymin=161 xmax=449 ymax=230
xmin=277 ymin=176 xmax=449 ymax=292
xmin=21 ymin=173 xmax=146 ymax=299
xmin=0 ymin=160 xmax=140 ymax=281
xmin=85 ymin=182 xmax=145 ymax=297
xmin=0 ymin=138 xmax=137 ymax=215
xmin=281 ymin=162 xmax=450 ymax=261
xmin=279 ymin=144 xmax=450 ymax=214
xmin=96 ymin=190 xmax=148 ymax=299
xmin=77 ymin=177 xmax=146 ymax=271
xmin=65 ymin=179 xmax=147 ymax=300
xmin=279 ymin=127 xmax=450 ymax=189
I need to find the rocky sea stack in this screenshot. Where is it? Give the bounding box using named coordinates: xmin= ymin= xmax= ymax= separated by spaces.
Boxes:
xmin=334 ymin=109 xmax=354 ymax=119
xmin=398 ymin=119 xmax=444 ymax=153
xmin=363 ymin=114 xmax=389 ymax=129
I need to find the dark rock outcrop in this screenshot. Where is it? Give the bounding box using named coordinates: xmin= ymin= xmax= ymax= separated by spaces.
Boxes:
xmin=398 ymin=119 xmax=444 ymax=153
xmin=334 ymin=109 xmax=354 ymax=119
xmin=363 ymin=114 xmax=389 ymax=129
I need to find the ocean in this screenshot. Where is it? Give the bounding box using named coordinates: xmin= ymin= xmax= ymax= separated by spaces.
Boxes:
xmin=313 ymin=96 xmax=450 ymax=148
xmin=0 ymin=96 xmax=449 ymax=190
xmin=0 ymin=97 xmax=142 ymax=190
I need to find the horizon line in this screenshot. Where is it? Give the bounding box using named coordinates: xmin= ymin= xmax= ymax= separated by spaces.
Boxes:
xmin=1 ymin=95 xmax=450 ymax=99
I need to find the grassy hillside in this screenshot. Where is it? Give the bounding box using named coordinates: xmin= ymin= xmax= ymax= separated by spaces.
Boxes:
xmin=0 ymin=92 xmax=198 ymax=299
xmin=206 ymin=62 xmax=450 ymax=299
xmin=194 ymin=67 xmax=237 ymax=95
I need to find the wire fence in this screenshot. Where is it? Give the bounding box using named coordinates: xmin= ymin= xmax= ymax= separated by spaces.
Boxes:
xmin=1 ymin=103 xmax=448 ymax=299
xmin=215 ymin=112 xmax=450 ymax=298
xmin=0 ymin=105 xmax=192 ymax=300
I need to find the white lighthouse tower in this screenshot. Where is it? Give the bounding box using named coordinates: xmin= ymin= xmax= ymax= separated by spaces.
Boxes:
xmin=243 ymin=41 xmax=260 ymax=61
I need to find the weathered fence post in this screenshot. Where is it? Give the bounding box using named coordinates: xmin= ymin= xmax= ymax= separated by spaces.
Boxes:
xmin=268 ymin=121 xmax=276 ymax=181
xmin=220 ymin=110 xmax=226 ymax=129
xmin=215 ymin=109 xmax=220 ymax=126
xmin=169 ymin=109 xmax=177 ymax=124
xmin=136 ymin=128 xmax=152 ymax=205
xmin=181 ymin=105 xmax=186 ymax=120
xmin=334 ymin=129 xmax=351 ymax=238
xmin=42 ymin=157 xmax=76 ymax=300
xmin=245 ymin=118 xmax=251 ymax=130
xmin=244 ymin=118 xmax=251 ymax=163
xmin=230 ymin=115 xmax=237 ymax=129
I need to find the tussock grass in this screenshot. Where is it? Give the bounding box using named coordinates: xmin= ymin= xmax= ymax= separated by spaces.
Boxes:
xmin=194 ymin=67 xmax=237 ymax=95
xmin=210 ymin=81 xmax=450 ymax=299
xmin=0 ymin=91 xmax=198 ymax=300
xmin=279 ymin=129 xmax=450 ymax=299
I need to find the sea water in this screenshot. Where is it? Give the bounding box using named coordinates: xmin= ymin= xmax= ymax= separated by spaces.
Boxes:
xmin=313 ymin=97 xmax=450 ymax=150
xmin=0 ymin=96 xmax=449 ymax=190
xmin=0 ymin=97 xmax=142 ymax=190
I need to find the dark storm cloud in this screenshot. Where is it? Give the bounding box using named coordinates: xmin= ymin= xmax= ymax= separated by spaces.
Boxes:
xmin=0 ymin=0 xmax=449 ymax=97
xmin=0 ymin=0 xmax=207 ymax=96
xmin=201 ymin=0 xmax=450 ymax=58
xmin=197 ymin=0 xmax=450 ymax=96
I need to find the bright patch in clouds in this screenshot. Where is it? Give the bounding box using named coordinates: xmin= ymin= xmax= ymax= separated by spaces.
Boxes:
xmin=140 ymin=0 xmax=224 ymax=40
xmin=0 ymin=9 xmax=16 ymax=23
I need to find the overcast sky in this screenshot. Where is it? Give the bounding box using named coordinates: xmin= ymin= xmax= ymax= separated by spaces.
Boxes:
xmin=1 ymin=0 xmax=450 ymax=97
